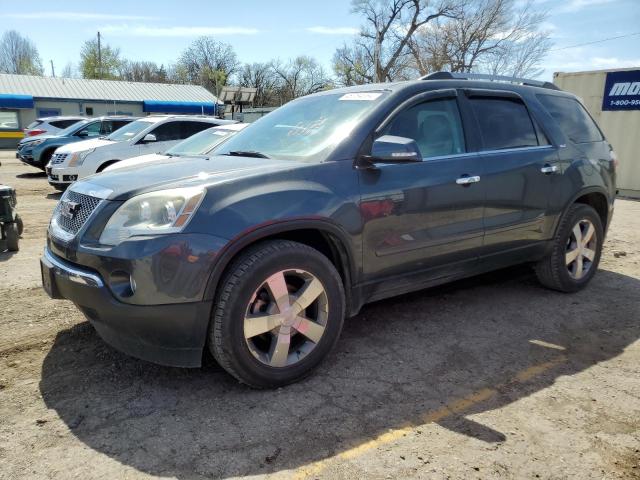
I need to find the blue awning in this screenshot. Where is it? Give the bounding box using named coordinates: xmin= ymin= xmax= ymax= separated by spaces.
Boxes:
xmin=143 ymin=100 xmax=216 ymax=115
xmin=0 ymin=94 xmax=34 ymax=109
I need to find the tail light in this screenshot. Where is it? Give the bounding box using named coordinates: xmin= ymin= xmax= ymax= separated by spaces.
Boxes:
xmin=26 ymin=129 xmax=46 ymax=137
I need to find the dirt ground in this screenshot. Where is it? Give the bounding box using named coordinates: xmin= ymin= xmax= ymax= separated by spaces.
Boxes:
xmin=0 ymin=150 xmax=638 ymax=480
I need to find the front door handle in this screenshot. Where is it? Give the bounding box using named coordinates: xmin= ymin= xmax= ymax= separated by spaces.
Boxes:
xmin=541 ymin=164 xmax=559 ymax=174
xmin=456 ymin=175 xmax=481 ymax=185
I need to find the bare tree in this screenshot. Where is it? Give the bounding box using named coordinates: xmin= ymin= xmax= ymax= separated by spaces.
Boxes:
xmin=333 ymin=42 xmax=375 ymax=86
xmin=408 ymin=0 xmax=552 ymax=77
xmin=271 ymin=56 xmax=332 ymax=104
xmin=176 ymin=37 xmax=239 ymax=95
xmin=0 ymin=30 xmax=44 ymax=75
xmin=119 ymin=60 xmax=169 ymax=83
xmin=60 ymin=62 xmax=79 ymax=78
xmin=240 ymin=62 xmax=279 ymax=106
xmin=350 ymin=0 xmax=460 ymax=82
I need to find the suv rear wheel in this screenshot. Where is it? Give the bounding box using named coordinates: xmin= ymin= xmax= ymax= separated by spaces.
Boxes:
xmin=536 ymin=203 xmax=603 ymax=292
xmin=209 ymin=240 xmax=345 ymax=388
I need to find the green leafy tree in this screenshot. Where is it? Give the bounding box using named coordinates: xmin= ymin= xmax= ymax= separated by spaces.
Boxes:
xmin=79 ymin=38 xmax=122 ymax=79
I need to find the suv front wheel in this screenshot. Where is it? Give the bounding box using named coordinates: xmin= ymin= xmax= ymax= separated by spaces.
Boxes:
xmin=536 ymin=203 xmax=604 ymax=292
xmin=209 ymin=240 xmax=345 ymax=388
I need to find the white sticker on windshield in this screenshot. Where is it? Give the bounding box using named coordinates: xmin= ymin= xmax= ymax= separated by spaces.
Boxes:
xmin=339 ymin=92 xmax=382 ymax=101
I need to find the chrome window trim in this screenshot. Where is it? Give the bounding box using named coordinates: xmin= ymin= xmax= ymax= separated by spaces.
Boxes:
xmin=477 ymin=145 xmax=555 ymax=156
xmin=42 ymin=247 xmax=104 ymax=288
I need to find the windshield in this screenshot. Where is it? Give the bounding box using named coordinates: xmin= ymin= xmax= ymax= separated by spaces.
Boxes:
xmin=216 ymin=91 xmax=387 ymax=162
xmin=107 ymin=119 xmax=153 ymax=142
xmin=165 ymin=126 xmax=237 ymax=156
xmin=58 ymin=120 xmax=90 ymax=136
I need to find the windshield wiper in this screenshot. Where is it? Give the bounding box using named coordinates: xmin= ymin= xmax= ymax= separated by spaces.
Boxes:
xmin=225 ymin=150 xmax=270 ymax=159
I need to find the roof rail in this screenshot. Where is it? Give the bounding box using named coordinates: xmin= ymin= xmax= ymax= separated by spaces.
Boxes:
xmin=421 ymin=71 xmax=560 ymax=91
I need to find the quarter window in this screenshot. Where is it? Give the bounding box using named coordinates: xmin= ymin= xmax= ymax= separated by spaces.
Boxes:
xmin=537 ymin=94 xmax=603 ymax=144
xmin=50 ymin=119 xmax=81 ymax=129
xmin=468 ymin=97 xmax=539 ymax=150
xmin=382 ymin=98 xmax=466 ymax=158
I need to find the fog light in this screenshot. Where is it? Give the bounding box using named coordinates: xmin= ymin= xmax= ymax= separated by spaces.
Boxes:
xmin=130 ymin=275 xmax=137 ymax=294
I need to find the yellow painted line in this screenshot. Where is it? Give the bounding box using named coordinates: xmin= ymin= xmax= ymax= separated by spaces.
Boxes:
xmin=292 ymin=355 xmax=566 ymax=479
xmin=0 ymin=131 xmax=24 ymax=138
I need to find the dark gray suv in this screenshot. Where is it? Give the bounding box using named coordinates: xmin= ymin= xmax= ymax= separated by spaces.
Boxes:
xmin=41 ymin=73 xmax=616 ymax=388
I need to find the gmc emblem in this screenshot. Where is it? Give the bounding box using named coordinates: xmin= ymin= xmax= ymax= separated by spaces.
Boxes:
xmin=60 ymin=200 xmax=81 ymax=219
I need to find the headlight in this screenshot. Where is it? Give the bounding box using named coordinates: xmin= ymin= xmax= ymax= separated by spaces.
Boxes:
xmin=29 ymin=139 xmax=46 ymax=147
xmin=68 ymin=149 xmax=95 ymax=166
xmin=99 ymin=187 xmax=205 ymax=245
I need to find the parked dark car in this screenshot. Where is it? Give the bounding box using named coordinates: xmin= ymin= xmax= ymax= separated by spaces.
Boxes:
xmin=18 ymin=116 xmax=137 ymax=171
xmin=41 ymin=73 xmax=616 ymax=388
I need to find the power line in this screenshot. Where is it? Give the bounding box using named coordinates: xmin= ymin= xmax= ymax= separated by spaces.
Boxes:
xmin=549 ymin=32 xmax=640 ymax=52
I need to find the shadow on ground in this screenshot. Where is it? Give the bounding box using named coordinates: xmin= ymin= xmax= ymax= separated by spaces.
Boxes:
xmin=16 ymin=171 xmax=47 ymax=179
xmin=40 ymin=267 xmax=640 ymax=479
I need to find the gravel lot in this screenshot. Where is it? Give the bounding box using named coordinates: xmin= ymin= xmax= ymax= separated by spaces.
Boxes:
xmin=0 ymin=151 xmax=638 ymax=480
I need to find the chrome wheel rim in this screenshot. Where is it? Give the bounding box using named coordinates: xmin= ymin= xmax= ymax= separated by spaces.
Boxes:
xmin=565 ymin=218 xmax=597 ymax=280
xmin=244 ymin=269 xmax=329 ymax=367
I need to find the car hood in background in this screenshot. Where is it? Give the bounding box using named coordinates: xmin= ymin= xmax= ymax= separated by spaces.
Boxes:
xmin=56 ymin=137 xmax=116 ymax=153
xmin=104 ymin=153 xmax=169 ymax=172
xmin=75 ymin=155 xmax=305 ymax=201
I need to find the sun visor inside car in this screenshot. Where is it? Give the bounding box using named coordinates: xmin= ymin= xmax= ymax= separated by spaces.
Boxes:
xmin=142 ymin=100 xmax=216 ymax=115
xmin=0 ymin=94 xmax=34 ymax=109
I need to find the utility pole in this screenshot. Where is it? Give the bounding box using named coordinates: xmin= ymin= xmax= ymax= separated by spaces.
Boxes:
xmin=97 ymin=31 xmax=102 ymax=79
xmin=50 ymin=60 xmax=55 ymax=77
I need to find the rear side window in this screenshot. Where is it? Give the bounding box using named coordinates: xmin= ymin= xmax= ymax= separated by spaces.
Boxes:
xmin=51 ymin=119 xmax=81 ymax=129
xmin=383 ymin=98 xmax=466 ymax=158
xmin=468 ymin=97 xmax=539 ymax=150
xmin=181 ymin=121 xmax=215 ymax=138
xmin=537 ymin=94 xmax=603 ymax=143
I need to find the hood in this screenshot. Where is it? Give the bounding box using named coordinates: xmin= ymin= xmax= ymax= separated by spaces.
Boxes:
xmin=55 ymin=137 xmax=116 ymax=153
xmin=73 ymin=155 xmax=306 ymax=201
xmin=104 ymin=153 xmax=168 ymax=172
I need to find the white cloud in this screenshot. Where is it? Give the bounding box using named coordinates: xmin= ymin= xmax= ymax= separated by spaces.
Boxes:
xmin=99 ymin=25 xmax=260 ymax=37
xmin=5 ymin=12 xmax=158 ymax=21
xmin=557 ymin=0 xmax=618 ymax=13
xmin=306 ymin=26 xmax=360 ymax=35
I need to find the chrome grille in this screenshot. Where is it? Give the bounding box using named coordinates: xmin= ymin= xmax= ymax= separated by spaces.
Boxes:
xmin=52 ymin=191 xmax=101 ymax=236
xmin=51 ymin=153 xmax=69 ymax=164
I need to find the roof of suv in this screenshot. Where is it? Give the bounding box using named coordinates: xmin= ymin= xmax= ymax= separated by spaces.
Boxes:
xmin=36 ymin=115 xmax=86 ymax=122
xmin=311 ymin=73 xmax=575 ymax=101
xmin=136 ymin=115 xmax=234 ymax=125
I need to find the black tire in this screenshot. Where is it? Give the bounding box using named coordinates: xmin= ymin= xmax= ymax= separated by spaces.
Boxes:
xmin=39 ymin=149 xmax=55 ymax=171
xmin=209 ymin=240 xmax=345 ymax=388
xmin=5 ymin=222 xmax=19 ymax=251
xmin=14 ymin=214 xmax=24 ymax=236
xmin=535 ymin=203 xmax=603 ymax=292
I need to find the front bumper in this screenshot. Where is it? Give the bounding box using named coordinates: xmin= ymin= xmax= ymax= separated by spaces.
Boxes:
xmin=48 ymin=166 xmax=78 ymax=186
xmin=40 ymin=247 xmax=213 ymax=367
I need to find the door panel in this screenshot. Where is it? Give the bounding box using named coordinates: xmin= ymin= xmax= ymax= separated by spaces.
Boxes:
xmin=360 ymin=155 xmax=485 ymax=285
xmin=359 ymin=95 xmax=484 ymax=292
xmin=480 ymin=146 xmax=559 ymax=254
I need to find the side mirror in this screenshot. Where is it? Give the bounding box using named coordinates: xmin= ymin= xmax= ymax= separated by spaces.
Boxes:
xmin=356 ymin=135 xmax=422 ymax=169
xmin=142 ymin=133 xmax=157 ymax=143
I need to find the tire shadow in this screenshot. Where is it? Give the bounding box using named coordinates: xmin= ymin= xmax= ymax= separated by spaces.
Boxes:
xmin=39 ymin=267 xmax=640 ymax=478
xmin=16 ymin=171 xmax=47 ymax=178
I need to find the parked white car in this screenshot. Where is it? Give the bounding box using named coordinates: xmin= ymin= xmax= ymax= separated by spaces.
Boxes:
xmin=105 ymin=122 xmax=249 ymax=172
xmin=23 ymin=116 xmax=86 ymax=138
xmin=46 ymin=115 xmax=234 ymax=190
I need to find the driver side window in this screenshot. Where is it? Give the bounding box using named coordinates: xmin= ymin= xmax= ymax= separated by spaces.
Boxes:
xmin=382 ymin=98 xmax=466 ymax=159
xmin=76 ymin=122 xmax=101 ymax=137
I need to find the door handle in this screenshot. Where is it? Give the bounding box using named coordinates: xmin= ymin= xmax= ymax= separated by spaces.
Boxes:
xmin=540 ymin=164 xmax=559 ymax=174
xmin=456 ymin=175 xmax=481 ymax=185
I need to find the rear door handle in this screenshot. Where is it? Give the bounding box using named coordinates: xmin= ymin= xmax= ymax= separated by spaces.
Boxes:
xmin=541 ymin=164 xmax=559 ymax=174
xmin=456 ymin=175 xmax=481 ymax=185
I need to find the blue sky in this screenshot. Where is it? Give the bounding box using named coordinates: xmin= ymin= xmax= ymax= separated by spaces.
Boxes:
xmin=1 ymin=0 xmax=639 ymax=81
